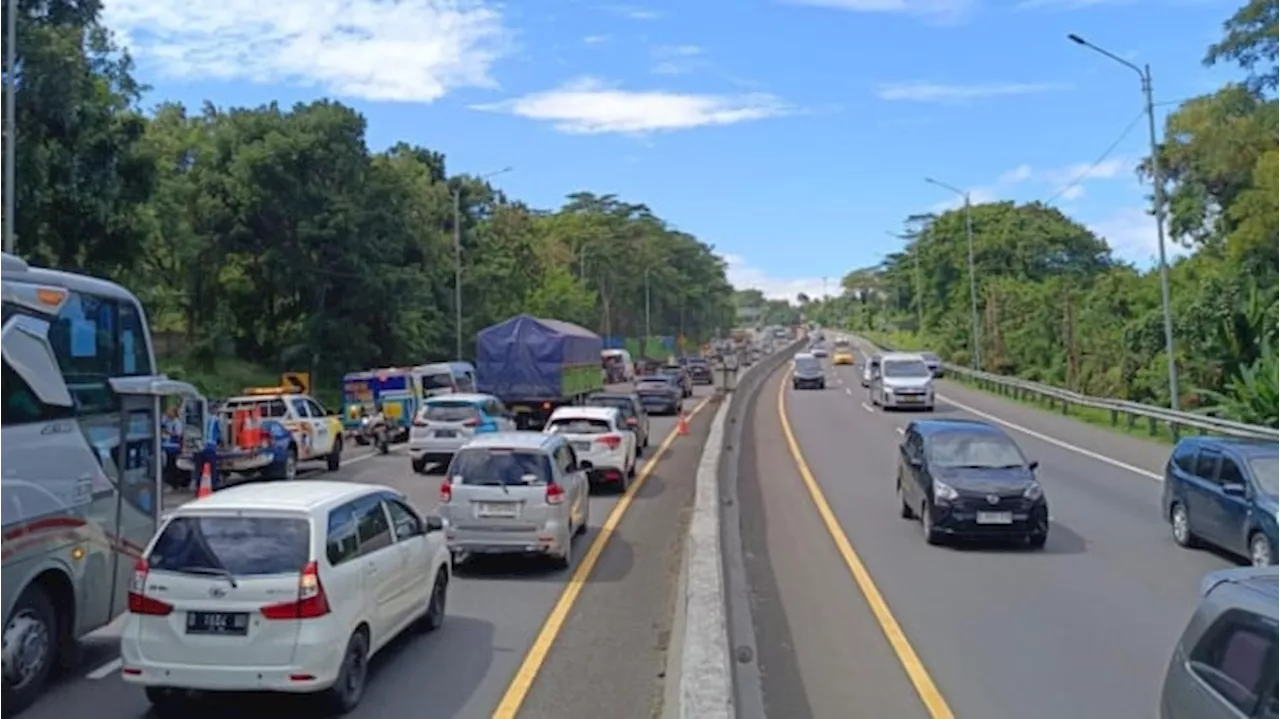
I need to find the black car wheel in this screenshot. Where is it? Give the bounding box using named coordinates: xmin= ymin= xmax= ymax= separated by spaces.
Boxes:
xmin=1027 ymin=532 xmax=1047 ymax=550
xmin=921 ymin=504 xmax=942 ymax=545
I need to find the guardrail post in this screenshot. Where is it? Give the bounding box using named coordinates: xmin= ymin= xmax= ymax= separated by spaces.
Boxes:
xmin=1109 ymin=408 xmax=1118 ymax=426
xmin=1061 ymin=398 xmax=1069 ymax=415
xmin=1147 ymin=416 xmax=1157 ymax=436
xmin=1127 ymin=412 xmax=1136 ymax=431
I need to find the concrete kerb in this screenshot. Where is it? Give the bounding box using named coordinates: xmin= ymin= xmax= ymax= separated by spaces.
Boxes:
xmin=667 ymin=339 xmax=807 ymax=719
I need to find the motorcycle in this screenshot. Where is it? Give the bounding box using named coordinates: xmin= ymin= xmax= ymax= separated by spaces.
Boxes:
xmin=361 ymin=415 xmax=390 ymax=454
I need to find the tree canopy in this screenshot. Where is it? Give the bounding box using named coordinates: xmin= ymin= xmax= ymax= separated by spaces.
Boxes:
xmin=809 ymin=0 xmax=1279 ymax=427
xmin=1 ymin=0 xmax=736 ymax=391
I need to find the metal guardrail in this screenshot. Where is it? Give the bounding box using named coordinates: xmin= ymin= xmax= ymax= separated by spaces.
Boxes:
xmin=859 ymin=335 xmax=1279 ymax=442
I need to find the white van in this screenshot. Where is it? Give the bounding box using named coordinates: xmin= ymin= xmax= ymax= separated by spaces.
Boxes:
xmin=602 ymin=349 xmax=634 ymax=382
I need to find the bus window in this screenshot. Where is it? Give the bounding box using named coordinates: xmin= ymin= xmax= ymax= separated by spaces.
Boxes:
xmin=46 ymin=291 xmax=120 ymax=416
xmin=118 ymin=300 xmax=153 ymax=376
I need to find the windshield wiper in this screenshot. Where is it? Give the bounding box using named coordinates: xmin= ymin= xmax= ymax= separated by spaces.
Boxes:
xmin=174 ymin=565 xmax=238 ymax=588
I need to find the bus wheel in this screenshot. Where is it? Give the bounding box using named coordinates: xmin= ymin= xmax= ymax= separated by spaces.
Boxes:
xmin=2 ymin=585 xmax=58 ymax=715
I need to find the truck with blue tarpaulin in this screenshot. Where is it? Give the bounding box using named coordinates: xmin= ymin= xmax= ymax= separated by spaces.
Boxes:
xmin=476 ymin=314 xmax=605 ymax=430
xmin=341 ymin=369 xmax=416 ymax=440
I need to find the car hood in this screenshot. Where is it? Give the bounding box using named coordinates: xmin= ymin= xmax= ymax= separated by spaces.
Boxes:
xmin=934 ymin=465 xmax=1036 ymax=493
xmin=882 ymin=376 xmax=932 ymax=389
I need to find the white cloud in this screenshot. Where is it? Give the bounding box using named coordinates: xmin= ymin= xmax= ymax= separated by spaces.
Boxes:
xmin=1016 ymin=0 xmax=1133 ymax=10
xmin=781 ymin=0 xmax=975 ymax=22
xmin=928 ymin=157 xmax=1133 ymax=211
xmin=877 ymin=81 xmax=1070 ymax=103
xmin=651 ymin=44 xmax=706 ymax=75
xmin=605 ymin=4 xmax=661 ymax=19
xmin=101 ymin=0 xmax=511 ymax=103
xmin=1087 ymin=207 xmax=1192 ymax=266
xmin=722 ymin=253 xmax=833 ymax=304
xmin=472 ymin=77 xmax=790 ymax=135
xmin=583 ymin=35 xmax=611 ymax=45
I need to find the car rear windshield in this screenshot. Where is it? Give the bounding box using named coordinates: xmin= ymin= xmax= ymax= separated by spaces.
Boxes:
xmin=637 ymin=378 xmax=670 ymax=388
xmin=422 ymin=372 xmax=454 ymax=391
xmin=883 ymin=360 xmax=931 ymax=378
xmin=425 ymin=402 xmax=481 ymax=422
xmin=148 ymin=515 xmax=311 ymax=576
xmin=547 ymin=417 xmax=612 ymax=434
xmin=1250 ymin=457 xmax=1278 ymax=495
xmin=587 ymin=397 xmax=635 ymax=416
xmin=449 ymin=448 xmax=553 ymax=486
xmin=928 ymin=433 xmax=1026 ymax=469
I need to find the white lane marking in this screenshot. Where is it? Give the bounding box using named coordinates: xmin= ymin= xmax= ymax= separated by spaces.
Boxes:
xmin=936 ymin=393 xmax=1163 ymax=481
xmin=845 ymin=388 xmax=852 ymax=396
xmin=895 ymin=427 xmax=905 ymax=435
xmin=860 ymin=402 xmax=875 ymax=413
xmin=86 ymin=657 xmax=122 ymax=680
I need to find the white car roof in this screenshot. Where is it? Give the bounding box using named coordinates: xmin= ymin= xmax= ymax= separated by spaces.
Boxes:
xmin=882 ymin=352 xmax=927 ymax=362
xmin=794 ymin=352 xmax=816 ymax=360
xmin=172 ymin=480 xmax=387 ymax=515
xmin=548 ymin=406 xmax=620 ymax=422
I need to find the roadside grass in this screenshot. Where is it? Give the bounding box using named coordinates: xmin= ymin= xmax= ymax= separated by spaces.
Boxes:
xmin=860 ymin=330 xmax=1179 ymax=446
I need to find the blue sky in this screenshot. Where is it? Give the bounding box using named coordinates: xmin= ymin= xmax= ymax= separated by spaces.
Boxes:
xmin=103 ymin=0 xmax=1239 ymax=302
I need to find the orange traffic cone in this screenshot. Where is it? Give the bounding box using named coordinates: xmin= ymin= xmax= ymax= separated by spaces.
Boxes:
xmin=195 ymin=463 xmax=214 ymax=498
xmin=676 ymin=410 xmax=689 ymax=437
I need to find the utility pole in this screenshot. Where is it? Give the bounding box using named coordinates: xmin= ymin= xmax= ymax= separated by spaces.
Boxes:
xmin=3 ymin=0 xmax=17 ymax=254
xmin=452 ymin=187 xmax=463 ymax=361
xmin=1068 ymin=33 xmax=1179 ymax=410
xmin=644 ymin=267 xmax=652 ymax=340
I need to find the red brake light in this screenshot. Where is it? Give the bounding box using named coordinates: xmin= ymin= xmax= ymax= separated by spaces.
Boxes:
xmin=440 ymin=479 xmax=453 ymax=503
xmin=546 ymin=482 xmax=565 ymax=505
xmin=596 ymin=434 xmax=622 ymax=450
xmin=127 ymin=559 xmax=174 ymax=616
xmin=624 ymin=417 xmax=638 ymax=427
xmin=413 ymin=416 xmax=429 ymax=427
xmin=462 ymin=418 xmax=480 ymax=428
xmin=261 ymin=561 xmax=330 ymax=620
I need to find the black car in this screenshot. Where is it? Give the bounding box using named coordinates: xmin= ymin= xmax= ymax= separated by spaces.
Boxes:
xmin=660 ymin=364 xmax=693 ymax=397
xmin=896 ymin=419 xmax=1048 ymax=548
xmin=792 ymin=353 xmax=825 ymax=390
xmin=635 ymin=375 xmax=683 ymax=415
xmin=585 ymin=391 xmax=650 ymax=449
xmin=684 ymin=358 xmax=714 ymax=385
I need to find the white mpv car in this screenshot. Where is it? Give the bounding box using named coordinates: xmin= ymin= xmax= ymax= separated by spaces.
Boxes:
xmin=544 ymin=406 xmax=638 ymax=492
xmin=120 ymin=481 xmax=451 ymax=716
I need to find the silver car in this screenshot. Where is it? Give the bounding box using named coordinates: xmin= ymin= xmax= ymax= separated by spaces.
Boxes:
xmin=408 ymin=393 xmax=517 ymax=473
xmin=1160 ymin=566 xmax=1277 ymax=719
xmin=438 ymin=432 xmax=590 ymax=569
xmin=869 ymin=352 xmax=935 ymax=411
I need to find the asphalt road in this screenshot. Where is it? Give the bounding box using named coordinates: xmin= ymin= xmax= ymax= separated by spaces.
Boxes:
xmin=23 ymin=383 xmax=718 ymax=719
xmin=739 ymin=349 xmax=1239 ymax=719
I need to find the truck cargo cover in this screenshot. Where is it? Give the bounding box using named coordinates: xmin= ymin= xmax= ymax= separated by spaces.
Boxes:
xmin=476 ymin=314 xmax=602 ymax=398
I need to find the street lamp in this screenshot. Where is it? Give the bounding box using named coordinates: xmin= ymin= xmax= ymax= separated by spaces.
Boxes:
xmin=454 ymin=166 xmax=513 ymax=361
xmin=886 ymin=230 xmax=925 ymax=333
xmin=925 ymin=177 xmax=981 ymax=370
xmin=1067 ymin=33 xmax=1180 ymax=411
xmin=4 ymin=0 xmax=17 ymax=254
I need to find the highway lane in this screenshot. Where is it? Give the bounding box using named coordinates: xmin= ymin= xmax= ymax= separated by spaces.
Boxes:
xmin=742 ymin=354 xmax=1237 ymax=719
xmin=23 ymin=384 xmax=716 ymax=719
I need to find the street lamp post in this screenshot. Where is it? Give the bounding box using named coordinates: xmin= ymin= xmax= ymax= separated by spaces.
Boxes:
xmin=453 ymin=166 xmax=513 ymax=361
xmin=4 ymin=0 xmax=17 ymax=254
xmin=1067 ymin=33 xmax=1179 ymax=411
xmin=887 ymin=230 xmax=925 ymax=333
xmin=644 ymin=267 xmax=652 ymax=341
xmin=925 ymin=177 xmax=981 ymax=370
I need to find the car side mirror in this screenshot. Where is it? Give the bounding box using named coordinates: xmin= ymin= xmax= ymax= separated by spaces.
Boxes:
xmin=1222 ymin=483 xmax=1247 ymax=497
xmin=1028 ymin=460 xmax=1039 ymax=472
xmin=424 ymin=515 xmax=444 ymax=533
xmin=908 ymin=455 xmax=923 ymax=468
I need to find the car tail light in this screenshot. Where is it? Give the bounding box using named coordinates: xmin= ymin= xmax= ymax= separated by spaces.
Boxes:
xmin=440 ymin=479 xmax=453 ymax=503
xmin=462 ymin=418 xmax=480 ymax=428
xmin=595 ymin=434 xmax=622 ymax=450
xmin=127 ymin=559 xmax=174 ymax=616
xmin=546 ymin=482 xmax=565 ymax=505
xmin=625 ymin=417 xmax=638 ymax=427
xmin=413 ymin=416 xmax=429 ymax=427
xmin=261 ymin=561 xmax=330 ymax=620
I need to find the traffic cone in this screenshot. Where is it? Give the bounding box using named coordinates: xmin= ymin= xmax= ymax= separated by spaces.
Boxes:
xmin=195 ymin=463 xmax=214 ymax=498
xmin=677 ymin=410 xmax=689 ymax=437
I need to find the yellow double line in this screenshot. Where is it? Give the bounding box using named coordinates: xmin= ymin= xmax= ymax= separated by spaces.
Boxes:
xmin=777 ymin=368 xmax=956 ymax=719
xmin=491 ymin=394 xmax=715 ymax=718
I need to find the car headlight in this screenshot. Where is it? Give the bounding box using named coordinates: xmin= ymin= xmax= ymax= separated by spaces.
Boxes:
xmin=1023 ymin=481 xmax=1044 ymax=501
xmin=932 ymin=479 xmax=958 ymax=502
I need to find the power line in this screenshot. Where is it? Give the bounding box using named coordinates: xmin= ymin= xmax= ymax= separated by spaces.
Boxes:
xmin=1043 ymin=106 xmax=1146 ymax=205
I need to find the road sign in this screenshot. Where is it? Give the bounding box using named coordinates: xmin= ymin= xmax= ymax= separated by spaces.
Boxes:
xmin=281 ymin=372 xmax=310 ymax=395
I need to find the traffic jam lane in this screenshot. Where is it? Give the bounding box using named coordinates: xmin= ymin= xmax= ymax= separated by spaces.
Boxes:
xmin=770 ymin=355 xmax=1237 ymax=719
xmin=24 ymin=385 xmax=716 ymax=719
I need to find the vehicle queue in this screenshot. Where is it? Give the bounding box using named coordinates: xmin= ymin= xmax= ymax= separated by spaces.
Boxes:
xmin=794 ymin=329 xmax=1279 ymax=719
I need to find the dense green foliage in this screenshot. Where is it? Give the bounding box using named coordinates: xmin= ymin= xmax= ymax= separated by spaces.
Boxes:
xmin=2 ymin=0 xmax=735 ymax=391
xmin=808 ymin=0 xmax=1279 ymax=427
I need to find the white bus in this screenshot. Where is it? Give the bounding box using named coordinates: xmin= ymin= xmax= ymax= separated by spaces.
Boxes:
xmin=1 ymin=253 xmax=205 ymax=713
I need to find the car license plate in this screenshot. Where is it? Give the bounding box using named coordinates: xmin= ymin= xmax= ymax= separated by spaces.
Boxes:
xmin=435 ymin=429 xmax=457 ymax=438
xmin=186 ymin=611 xmax=249 ymax=636
xmin=475 ymin=502 xmax=518 ymax=519
xmin=899 ymin=395 xmax=921 ymax=402
xmin=572 ymin=441 xmax=591 ymax=452
xmin=976 ymin=511 xmax=1014 ymax=525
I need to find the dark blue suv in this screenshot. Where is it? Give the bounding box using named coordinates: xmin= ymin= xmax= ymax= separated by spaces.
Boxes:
xmin=1163 ymin=437 xmax=1278 ymax=566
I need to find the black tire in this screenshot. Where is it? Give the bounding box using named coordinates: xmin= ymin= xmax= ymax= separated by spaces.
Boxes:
xmin=277 ymin=447 xmax=298 ymax=481
xmin=921 ymin=504 xmax=942 ymax=546
xmin=552 ymin=533 xmax=573 ymax=570
xmin=417 ymin=571 xmax=448 ymax=633
xmin=1169 ymin=502 xmax=1198 ymax=548
xmin=327 ymin=437 xmax=343 ymax=472
xmin=412 ymin=457 xmax=428 ymax=474
xmin=320 ymin=631 xmax=369 ymax=714
xmin=1 ymin=585 xmax=58 ymax=716
xmin=1027 ymin=532 xmax=1048 ymax=550
xmin=898 ymin=482 xmax=914 ymax=519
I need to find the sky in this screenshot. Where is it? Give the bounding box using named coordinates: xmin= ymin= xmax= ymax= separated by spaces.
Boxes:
xmin=100 ymin=0 xmax=1241 ymax=303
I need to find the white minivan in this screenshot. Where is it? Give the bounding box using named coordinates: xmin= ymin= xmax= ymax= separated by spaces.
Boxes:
xmin=120 ymin=481 xmax=451 ymax=715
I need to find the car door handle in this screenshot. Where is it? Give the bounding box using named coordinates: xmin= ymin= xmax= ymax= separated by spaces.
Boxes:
xmin=366 ymin=563 xmax=378 ymax=575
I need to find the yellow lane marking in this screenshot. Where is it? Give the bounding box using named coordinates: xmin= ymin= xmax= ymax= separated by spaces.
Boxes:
xmin=491 ymin=394 xmax=715 ymax=719
xmin=777 ymin=369 xmax=956 ymax=719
